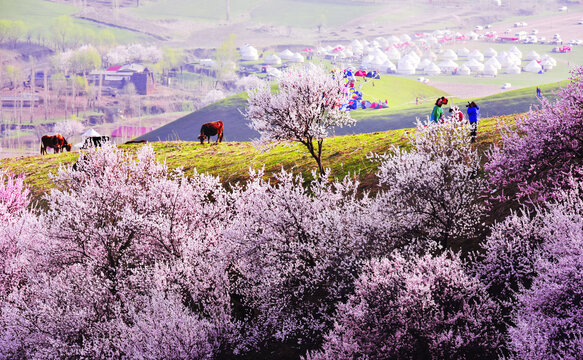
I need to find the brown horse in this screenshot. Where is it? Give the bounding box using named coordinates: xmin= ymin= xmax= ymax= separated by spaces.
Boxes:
xmin=198 ymin=121 xmax=224 ymax=144
xmin=41 ymin=134 xmax=72 ymax=155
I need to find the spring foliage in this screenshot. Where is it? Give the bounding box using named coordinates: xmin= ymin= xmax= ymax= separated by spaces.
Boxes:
xmin=2 ymin=67 xmax=583 ymax=359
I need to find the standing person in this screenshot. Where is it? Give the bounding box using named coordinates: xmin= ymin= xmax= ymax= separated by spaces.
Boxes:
xmin=536 ymin=86 xmax=542 ymax=98
xmin=416 ymin=96 xmax=419 ymax=105
xmin=467 ymin=101 xmax=480 ymax=143
xmin=430 ymin=97 xmax=448 ymax=123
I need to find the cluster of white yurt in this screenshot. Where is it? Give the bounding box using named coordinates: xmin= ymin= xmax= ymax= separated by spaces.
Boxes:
xmin=525 ymin=60 xmax=543 ymax=73
xmin=464 ymin=58 xmax=485 ymax=73
xmin=240 ymin=45 xmax=259 ymax=61
xmin=468 ymin=49 xmax=485 ymax=62
xmin=540 ymin=55 xmax=557 ymax=70
xmin=417 ymin=58 xmax=432 ymax=71
xmin=483 ymin=64 xmax=498 ymax=76
xmin=441 ymin=49 xmax=458 ymax=61
xmin=424 ymin=62 xmax=441 ymax=76
xmin=386 ymin=47 xmax=402 ymax=61
xmin=264 ymin=54 xmax=282 ymax=65
xmin=525 ymin=50 xmax=541 ymax=61
xmin=439 ymin=59 xmax=459 ymax=73
xmin=485 ymin=57 xmax=502 ymax=70
xmin=279 ymin=49 xmax=295 ymax=61
xmin=509 ymin=46 xmax=523 ymax=59
xmin=457 ymin=47 xmax=470 ymax=57
xmin=484 ymin=48 xmax=498 ymax=58
xmin=397 ymin=56 xmax=416 ymax=75
xmin=383 ymin=60 xmax=397 ymax=73
xmin=290 ymin=53 xmax=304 ymax=63
xmin=457 ymin=64 xmax=471 ymax=75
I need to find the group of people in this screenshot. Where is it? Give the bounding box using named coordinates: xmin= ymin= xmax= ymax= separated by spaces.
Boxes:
xmin=431 ymin=96 xmax=480 ymax=143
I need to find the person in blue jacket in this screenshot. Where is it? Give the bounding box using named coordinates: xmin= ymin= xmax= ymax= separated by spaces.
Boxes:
xmin=466 ymin=101 xmax=480 ymax=143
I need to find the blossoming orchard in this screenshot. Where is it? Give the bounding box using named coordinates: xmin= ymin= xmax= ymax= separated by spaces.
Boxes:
xmin=2 ymin=66 xmax=583 ymax=359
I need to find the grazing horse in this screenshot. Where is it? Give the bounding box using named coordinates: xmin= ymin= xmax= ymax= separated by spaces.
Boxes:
xmin=41 ymin=134 xmax=71 ymax=155
xmin=198 ymin=121 xmax=224 ymax=145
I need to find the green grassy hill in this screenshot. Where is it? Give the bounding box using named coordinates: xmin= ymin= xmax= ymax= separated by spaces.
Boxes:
xmin=137 ymin=78 xmax=564 ymax=142
xmin=1 ymin=114 xmax=511 ymax=206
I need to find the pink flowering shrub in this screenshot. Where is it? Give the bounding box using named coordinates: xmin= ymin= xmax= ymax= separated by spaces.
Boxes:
xmin=225 ymin=169 xmax=371 ymax=356
xmin=0 ymin=169 xmax=29 ymax=221
xmin=307 ymin=251 xmax=503 ymax=360
xmin=0 ymin=145 xmax=237 ymax=358
xmin=486 ymin=66 xmax=583 ymax=204
xmin=374 ymin=119 xmax=486 ymax=248
xmin=507 ymin=185 xmax=583 ymax=359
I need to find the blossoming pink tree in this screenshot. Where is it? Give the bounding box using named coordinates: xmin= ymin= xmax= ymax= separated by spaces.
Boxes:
xmin=307 ymin=251 xmax=503 ymax=360
xmin=245 ymin=65 xmax=354 ymax=173
xmin=0 ymin=145 xmax=238 ymax=358
xmin=486 ymin=66 xmax=583 ymax=205
xmin=225 ymin=169 xmax=371 ymax=356
xmin=374 ymin=120 xmax=486 ymax=248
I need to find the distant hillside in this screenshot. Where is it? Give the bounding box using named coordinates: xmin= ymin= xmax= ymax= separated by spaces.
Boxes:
xmin=137 ymin=79 xmax=565 ymax=143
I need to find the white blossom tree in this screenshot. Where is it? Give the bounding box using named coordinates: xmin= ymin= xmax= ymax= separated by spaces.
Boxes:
xmin=373 ymin=119 xmax=486 ymax=248
xmin=244 ymin=65 xmax=354 ymax=173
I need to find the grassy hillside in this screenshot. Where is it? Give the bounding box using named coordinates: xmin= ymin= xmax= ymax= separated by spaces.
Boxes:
xmin=137 ymin=78 xmax=564 ymax=142
xmin=0 ymin=0 xmax=155 ymax=43
xmin=127 ymin=0 xmax=381 ymax=28
xmin=1 ymin=114 xmax=512 ymax=206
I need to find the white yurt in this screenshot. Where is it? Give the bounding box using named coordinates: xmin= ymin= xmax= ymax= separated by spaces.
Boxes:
xmin=484 ymin=48 xmax=498 ymax=58
xmin=468 ymin=49 xmax=485 ymax=62
xmin=457 ymin=64 xmax=471 ymax=75
xmin=371 ymin=40 xmax=380 ymax=48
xmin=417 ymin=58 xmax=432 ymax=71
xmin=240 ymin=45 xmax=259 ymax=61
xmin=400 ymin=34 xmax=412 ymax=42
xmin=485 ymin=57 xmax=502 ymax=70
xmin=457 ymin=47 xmax=471 ymax=57
xmin=424 ymin=62 xmax=441 ymax=76
xmin=370 ymin=56 xmax=385 ymax=67
xmin=383 ymin=60 xmax=397 ymax=73
xmin=509 ymin=46 xmax=523 ymax=59
xmin=386 ymin=47 xmax=402 ymax=60
xmin=362 ymin=39 xmax=370 ymax=47
xmin=387 ymin=35 xmax=400 ymax=45
xmin=439 ymin=59 xmax=459 ymax=73
xmin=264 ymin=54 xmax=282 ymax=65
xmin=464 ymin=59 xmax=485 ymax=73
xmin=361 ymin=55 xmax=375 ymax=68
xmin=423 ymin=50 xmax=438 ymax=61
xmin=496 ymin=50 xmax=509 ymax=62
xmin=541 ymin=55 xmax=557 ymax=67
xmin=376 ymin=37 xmax=389 ymax=48
xmin=506 ymin=65 xmax=521 ymax=74
xmin=350 ymin=39 xmax=363 ymax=49
xmin=279 ymin=49 xmax=295 ymax=61
xmin=540 ymin=58 xmax=555 ymax=70
xmin=525 ymin=60 xmax=543 ymax=73
xmin=483 ymin=64 xmax=498 ymax=76
xmin=397 ymin=59 xmax=416 ymax=74
xmin=290 ymin=53 xmax=304 ymax=63
xmin=500 ymin=53 xmax=521 ymax=67
xmin=441 ymin=49 xmax=459 ymax=61
xmin=525 ymin=50 xmax=541 ymax=61
xmin=266 ymin=67 xmax=282 ymax=78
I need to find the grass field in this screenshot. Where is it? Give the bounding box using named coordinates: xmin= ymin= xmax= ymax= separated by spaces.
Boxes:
xmin=0 ymin=0 xmax=155 ymax=44
xmin=136 ymin=75 xmax=564 ymax=143
xmin=127 ymin=0 xmax=381 ymax=28
xmin=1 ymin=113 xmax=511 ymax=207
